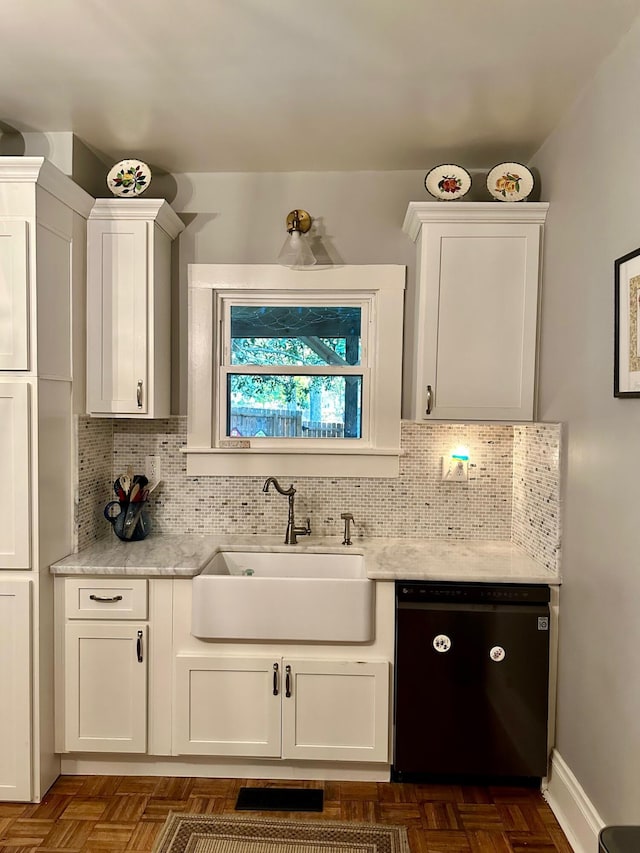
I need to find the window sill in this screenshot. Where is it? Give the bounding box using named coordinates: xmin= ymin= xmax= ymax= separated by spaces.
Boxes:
xmin=183 ymin=446 xmax=402 ymax=478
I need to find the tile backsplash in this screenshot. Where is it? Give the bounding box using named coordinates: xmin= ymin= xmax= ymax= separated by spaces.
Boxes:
xmin=512 ymin=424 xmax=562 ymax=573
xmin=77 ymin=416 xmax=561 ymax=571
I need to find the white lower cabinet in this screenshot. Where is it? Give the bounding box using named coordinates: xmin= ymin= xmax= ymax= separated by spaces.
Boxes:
xmin=0 ymin=580 xmax=32 ymax=801
xmin=63 ymin=622 xmax=148 ymax=753
xmin=173 ymin=655 xmax=389 ymax=762
xmin=173 ymin=655 xmax=281 ymax=757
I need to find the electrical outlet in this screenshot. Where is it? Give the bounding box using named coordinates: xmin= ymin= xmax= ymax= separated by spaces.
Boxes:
xmin=441 ymin=456 xmax=468 ymax=482
xmin=145 ymin=455 xmax=161 ymax=484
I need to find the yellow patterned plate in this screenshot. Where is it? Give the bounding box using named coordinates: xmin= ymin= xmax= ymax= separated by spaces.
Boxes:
xmin=107 ymin=159 xmax=152 ymax=197
xmin=486 ymin=162 xmax=534 ymax=201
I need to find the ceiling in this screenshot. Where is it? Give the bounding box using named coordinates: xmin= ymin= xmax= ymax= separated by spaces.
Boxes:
xmin=2 ymin=0 xmax=639 ymax=174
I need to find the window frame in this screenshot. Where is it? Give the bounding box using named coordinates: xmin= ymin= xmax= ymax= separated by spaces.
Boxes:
xmin=186 ymin=264 xmax=405 ymax=477
xmin=219 ymin=293 xmax=372 ymax=448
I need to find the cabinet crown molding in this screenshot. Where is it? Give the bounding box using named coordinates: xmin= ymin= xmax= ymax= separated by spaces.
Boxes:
xmin=0 ymin=156 xmax=94 ymax=217
xmin=89 ymin=198 xmax=185 ymax=239
xmin=403 ymin=201 xmax=549 ymax=241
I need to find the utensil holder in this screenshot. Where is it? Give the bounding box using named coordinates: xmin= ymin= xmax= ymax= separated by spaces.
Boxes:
xmin=110 ymin=500 xmax=150 ymax=541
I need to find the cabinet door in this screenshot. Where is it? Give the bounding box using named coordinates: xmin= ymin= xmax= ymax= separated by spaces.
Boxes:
xmin=64 ymin=622 xmax=147 ymax=752
xmin=0 ymin=381 xmax=30 ymax=569
xmin=0 ymin=220 xmax=29 ymax=370
xmin=86 ymin=220 xmax=148 ymax=415
xmin=416 ymin=223 xmax=540 ymax=421
xmin=0 ymin=580 xmax=32 ymax=801
xmin=173 ymin=655 xmax=281 ymax=757
xmin=281 ymin=659 xmax=389 ymax=762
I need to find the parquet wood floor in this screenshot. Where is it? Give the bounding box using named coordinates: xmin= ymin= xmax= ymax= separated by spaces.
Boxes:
xmin=0 ymin=776 xmax=573 ymax=853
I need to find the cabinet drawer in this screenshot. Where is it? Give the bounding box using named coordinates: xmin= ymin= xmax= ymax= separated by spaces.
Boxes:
xmin=64 ymin=578 xmax=147 ymax=619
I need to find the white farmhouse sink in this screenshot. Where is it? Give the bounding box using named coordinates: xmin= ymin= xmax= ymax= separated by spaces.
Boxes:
xmin=191 ymin=550 xmax=374 ymax=642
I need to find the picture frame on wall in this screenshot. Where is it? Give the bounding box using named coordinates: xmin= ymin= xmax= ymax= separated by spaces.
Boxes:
xmin=614 ymin=246 xmax=640 ymax=396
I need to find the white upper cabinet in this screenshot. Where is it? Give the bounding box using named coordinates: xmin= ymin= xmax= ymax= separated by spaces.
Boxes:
xmin=86 ymin=199 xmax=184 ymax=418
xmin=0 ymin=221 xmax=28 ymax=371
xmin=403 ymin=202 xmax=549 ymax=422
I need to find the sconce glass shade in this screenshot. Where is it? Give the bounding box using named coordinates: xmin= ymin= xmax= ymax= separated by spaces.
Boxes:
xmin=277 ymin=230 xmax=317 ymax=268
xmin=277 ymin=209 xmax=317 ymax=268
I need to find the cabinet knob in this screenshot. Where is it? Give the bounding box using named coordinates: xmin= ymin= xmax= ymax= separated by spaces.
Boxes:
xmin=136 ymin=380 xmax=144 ymax=408
xmin=426 ymin=385 xmax=433 ymax=416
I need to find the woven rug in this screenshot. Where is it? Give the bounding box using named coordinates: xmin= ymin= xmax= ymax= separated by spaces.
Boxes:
xmin=152 ymin=813 xmax=410 ymax=853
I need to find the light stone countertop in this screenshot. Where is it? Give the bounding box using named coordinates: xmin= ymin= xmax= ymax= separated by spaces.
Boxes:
xmin=50 ymin=534 xmax=560 ymax=584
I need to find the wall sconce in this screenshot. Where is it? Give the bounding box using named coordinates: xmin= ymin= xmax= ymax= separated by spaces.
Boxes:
xmin=441 ymin=445 xmax=470 ymax=482
xmin=277 ymin=209 xmax=317 ymax=268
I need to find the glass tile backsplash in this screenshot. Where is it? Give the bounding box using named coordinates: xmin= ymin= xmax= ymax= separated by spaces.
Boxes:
xmin=76 ymin=417 xmax=560 ymax=572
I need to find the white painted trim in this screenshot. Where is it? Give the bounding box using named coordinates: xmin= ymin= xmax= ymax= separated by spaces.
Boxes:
xmin=89 ymin=198 xmax=185 ymax=239
xmin=59 ymin=754 xmax=390 ymax=782
xmin=543 ymin=750 xmax=604 ymax=853
xmin=403 ymin=201 xmax=549 ymax=240
xmin=186 ymin=264 xmax=405 ymax=478
xmin=0 ymin=157 xmax=94 ymax=217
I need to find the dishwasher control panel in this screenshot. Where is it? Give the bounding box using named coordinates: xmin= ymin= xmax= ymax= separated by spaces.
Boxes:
xmin=396 ymin=581 xmax=551 ymax=605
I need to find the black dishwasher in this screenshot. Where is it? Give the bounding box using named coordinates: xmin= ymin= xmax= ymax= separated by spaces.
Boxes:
xmin=393 ymin=581 xmax=550 ymax=782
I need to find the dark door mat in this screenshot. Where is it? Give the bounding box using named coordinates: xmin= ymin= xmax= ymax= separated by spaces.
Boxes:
xmin=235 ymin=787 xmax=324 ymax=812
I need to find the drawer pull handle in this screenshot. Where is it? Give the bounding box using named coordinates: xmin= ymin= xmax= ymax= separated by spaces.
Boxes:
xmin=273 ymin=662 xmax=279 ymax=696
xmin=285 ymin=664 xmax=292 ymax=698
xmin=136 ymin=630 xmax=143 ymax=663
xmin=89 ymin=594 xmax=123 ymax=603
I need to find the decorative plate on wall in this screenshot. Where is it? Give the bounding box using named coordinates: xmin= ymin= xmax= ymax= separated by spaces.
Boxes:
xmin=106 ymin=159 xmax=152 ymax=197
xmin=424 ymin=164 xmax=472 ymax=200
xmin=486 ymin=162 xmax=534 ymax=201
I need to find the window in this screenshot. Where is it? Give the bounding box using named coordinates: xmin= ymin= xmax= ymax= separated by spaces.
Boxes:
xmin=186 ymin=265 xmax=405 ymax=477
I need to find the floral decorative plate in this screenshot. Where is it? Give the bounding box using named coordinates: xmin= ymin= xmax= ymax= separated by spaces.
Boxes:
xmin=486 ymin=162 xmax=534 ymax=201
xmin=424 ymin=164 xmax=472 ymax=200
xmin=106 ymin=159 xmax=152 ymax=197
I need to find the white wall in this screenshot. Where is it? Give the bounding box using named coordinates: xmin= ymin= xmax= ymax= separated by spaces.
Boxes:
xmin=531 ymin=14 xmax=640 ymax=824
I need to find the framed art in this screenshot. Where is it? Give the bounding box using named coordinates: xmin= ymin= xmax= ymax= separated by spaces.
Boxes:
xmin=614 ymin=246 xmax=640 ymax=396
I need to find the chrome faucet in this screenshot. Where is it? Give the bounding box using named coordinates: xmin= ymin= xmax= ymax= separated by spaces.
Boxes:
xmin=262 ymin=477 xmax=311 ymax=545
xmin=341 ymin=512 xmax=354 ymax=546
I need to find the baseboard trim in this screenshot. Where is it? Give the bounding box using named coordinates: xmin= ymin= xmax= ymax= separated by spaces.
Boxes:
xmin=543 ymin=750 xmax=604 ymax=853
xmin=59 ymin=755 xmax=391 ymax=782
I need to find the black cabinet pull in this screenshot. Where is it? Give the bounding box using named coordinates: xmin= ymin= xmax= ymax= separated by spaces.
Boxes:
xmin=285 ymin=664 xmax=292 ymax=698
xmin=273 ymin=662 xmax=279 ymax=695
xmin=136 ymin=630 xmax=143 ymax=663
xmin=89 ymin=594 xmax=123 ymax=603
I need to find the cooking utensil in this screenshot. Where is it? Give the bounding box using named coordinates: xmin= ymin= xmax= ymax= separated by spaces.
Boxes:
xmin=123 ymin=501 xmax=146 ymax=539
xmin=118 ymin=473 xmax=131 ymax=497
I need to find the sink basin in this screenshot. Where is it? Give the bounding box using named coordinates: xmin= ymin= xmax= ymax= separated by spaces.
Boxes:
xmin=191 ymin=550 xmax=374 ymax=642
